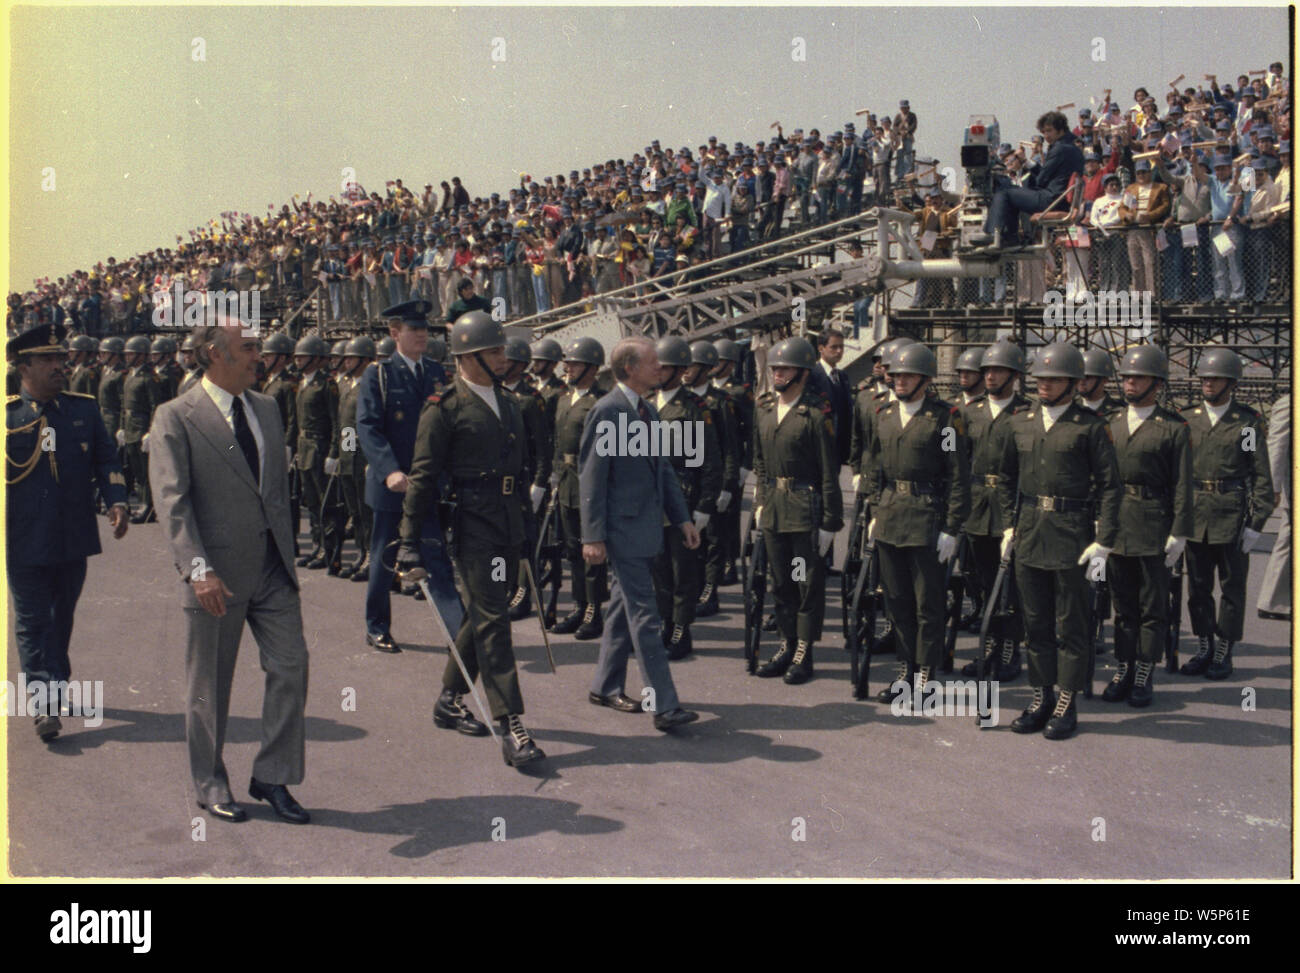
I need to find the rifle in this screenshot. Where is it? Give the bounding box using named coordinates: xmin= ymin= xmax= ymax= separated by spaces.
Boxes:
xmin=742 ymin=507 xmax=767 ymax=674
xmin=942 ymin=534 xmax=968 ymax=674
xmin=1166 ymin=552 xmax=1184 ymax=672
xmin=847 ymin=535 xmax=879 ymax=699
xmin=532 ymin=488 xmax=563 ymax=626
xmin=840 ymin=493 xmax=870 ymax=635
xmin=975 ymin=545 xmax=1013 ymax=726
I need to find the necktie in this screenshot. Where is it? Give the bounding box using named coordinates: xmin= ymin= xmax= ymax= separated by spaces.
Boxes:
xmin=230 ymin=395 xmax=260 ymax=485
xmin=637 ymin=398 xmax=652 ymax=423
xmin=413 ymin=361 xmax=422 ymax=387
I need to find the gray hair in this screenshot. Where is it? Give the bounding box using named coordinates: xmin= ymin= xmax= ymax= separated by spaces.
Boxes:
xmin=610 ymin=336 xmax=655 ymax=381
xmin=191 ymin=313 xmax=245 ymax=370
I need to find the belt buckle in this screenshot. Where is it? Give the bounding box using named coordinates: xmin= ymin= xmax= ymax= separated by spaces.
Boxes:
xmin=984 ymin=474 xmax=999 ymax=488
xmin=776 ymin=476 xmax=793 ymax=489
xmin=896 ymin=481 xmax=911 ymax=495
xmin=502 ymin=475 xmax=515 ymax=495
xmin=563 ymin=453 xmax=577 ymax=466
xmin=1039 ymin=495 xmax=1054 ymax=512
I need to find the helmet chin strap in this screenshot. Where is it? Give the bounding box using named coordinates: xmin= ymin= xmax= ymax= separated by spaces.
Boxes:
xmin=988 ymin=374 xmax=1015 ymax=399
xmin=1123 ymin=377 xmax=1159 ymax=404
xmin=472 ymin=351 xmax=504 ymax=388
xmin=895 ymin=378 xmax=926 ymax=403
xmin=1041 ymin=381 xmax=1075 ymax=408
xmin=773 ymin=368 xmax=805 ymax=394
xmin=567 ymin=362 xmax=593 ymax=387
xmin=657 ymin=365 xmax=682 ymax=391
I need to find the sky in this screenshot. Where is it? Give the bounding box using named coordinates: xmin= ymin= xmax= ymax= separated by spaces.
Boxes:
xmin=6 ymin=3 xmax=1290 ymax=290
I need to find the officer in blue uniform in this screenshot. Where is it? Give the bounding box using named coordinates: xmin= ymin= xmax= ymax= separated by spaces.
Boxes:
xmin=356 ymin=300 xmax=462 ymax=653
xmin=6 ymin=321 xmax=129 ymax=742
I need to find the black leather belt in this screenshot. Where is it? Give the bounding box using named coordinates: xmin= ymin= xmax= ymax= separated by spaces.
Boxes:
xmin=455 ymin=474 xmax=515 ymax=496
xmin=891 ymin=479 xmax=939 ymax=496
xmin=1193 ymin=477 xmax=1246 ymax=493
xmin=1021 ymin=492 xmax=1090 ymax=512
xmin=1123 ymin=483 xmax=1168 ymax=500
xmin=767 ymin=477 xmax=815 ymax=490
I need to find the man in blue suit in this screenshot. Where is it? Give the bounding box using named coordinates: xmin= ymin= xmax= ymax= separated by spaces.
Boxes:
xmin=579 ymin=336 xmax=702 ymax=730
xmin=356 ymin=300 xmax=462 ymax=653
xmin=977 ymin=110 xmax=1084 ymax=248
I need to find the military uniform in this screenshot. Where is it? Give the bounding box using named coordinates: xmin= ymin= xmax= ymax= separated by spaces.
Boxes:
xmin=1180 ymin=399 xmax=1274 ymax=670
xmin=716 ymin=374 xmax=755 ymax=576
xmin=694 ymin=380 xmax=739 ymax=612
xmin=295 ymin=368 xmax=340 ymax=565
xmin=867 ymin=395 xmax=971 ymax=682
xmin=178 ymin=364 xmax=203 ymax=395
xmin=6 ymin=388 xmax=127 ymax=716
xmin=552 ymin=382 xmax=608 ymax=630
xmin=335 ymin=370 xmax=372 ymax=578
xmin=752 ymin=388 xmax=843 ymax=675
xmin=69 ymin=359 xmax=100 ymax=399
xmin=652 ymin=385 xmax=722 ymax=655
xmin=1104 ymin=403 xmax=1193 ymax=700
xmin=1076 ymin=392 xmax=1126 ymax=420
xmin=505 ymin=378 xmax=551 ymax=616
xmin=400 ymin=376 xmax=528 ymax=719
xmin=121 ymin=363 xmax=163 ymax=513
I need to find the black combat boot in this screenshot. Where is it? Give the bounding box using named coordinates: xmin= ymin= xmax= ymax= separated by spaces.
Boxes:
xmin=508 ymin=585 xmax=532 ymax=621
xmin=1042 ymin=689 xmax=1078 ymax=739
xmin=876 ymin=659 xmax=915 ymax=703
xmin=783 ymin=640 xmax=814 ymax=684
xmin=433 ymin=689 xmax=489 ymax=736
xmin=721 ymin=562 xmax=740 ymax=586
xmin=762 ymin=612 xmax=778 ymax=632
xmin=696 ymin=583 xmax=719 ymax=618
xmin=756 ymin=640 xmax=794 ymax=678
xmin=997 ymin=639 xmax=1022 ymax=681
xmin=550 ymin=605 xmax=586 ymax=635
xmin=666 ymin=623 xmax=692 ymax=660
xmin=1101 ymin=661 xmax=1134 ymax=702
xmin=1206 ymin=640 xmax=1234 ymax=680
xmin=349 ymin=554 xmax=370 ymax=583
xmin=1180 ymin=634 xmax=1214 ymax=676
xmin=962 ymin=635 xmax=998 ymax=677
xmin=1010 ymin=686 xmax=1056 ymax=733
xmin=500 ymin=714 xmax=545 ymax=768
xmin=1128 ymin=661 xmax=1154 ymax=707
xmin=574 ymin=603 xmax=604 ymax=640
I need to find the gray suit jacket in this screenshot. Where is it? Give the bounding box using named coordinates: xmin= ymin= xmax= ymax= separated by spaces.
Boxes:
xmin=149 ymin=382 xmax=299 ymax=607
xmin=579 ymin=387 xmax=690 ymax=560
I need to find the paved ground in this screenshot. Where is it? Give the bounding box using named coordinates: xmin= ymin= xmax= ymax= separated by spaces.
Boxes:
xmin=5 ymin=481 xmax=1292 ymax=879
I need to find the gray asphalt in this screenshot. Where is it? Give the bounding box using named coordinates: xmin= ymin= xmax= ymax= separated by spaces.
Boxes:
xmin=6 ymin=482 xmax=1291 ymax=879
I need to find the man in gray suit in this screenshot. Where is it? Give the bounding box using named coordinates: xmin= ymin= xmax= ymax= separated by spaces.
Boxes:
xmin=579 ymin=336 xmax=702 ymax=730
xmin=149 ymin=317 xmax=310 ymax=824
xmin=1257 ymin=393 xmax=1291 ymax=620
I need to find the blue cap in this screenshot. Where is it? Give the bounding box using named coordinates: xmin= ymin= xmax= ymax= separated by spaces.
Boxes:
xmin=1213 ymin=153 xmax=1232 ymax=166
xmin=1079 ymin=108 xmax=1092 ymax=118
xmin=1251 ymin=157 xmax=1268 ymax=170
xmin=1216 ymin=119 xmax=1232 ymax=131
xmin=1256 ymin=126 xmax=1275 ymax=140
xmin=899 ymin=99 xmax=909 ymax=107
xmin=1084 ymin=151 xmax=1100 ymax=162
xmin=1280 ymin=140 xmax=1291 ymax=153
xmin=1135 ymin=160 xmax=1152 ymax=172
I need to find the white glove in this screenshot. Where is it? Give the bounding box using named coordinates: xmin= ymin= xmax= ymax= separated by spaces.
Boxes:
xmin=1077 ymin=542 xmax=1112 ymax=580
xmin=936 ymin=531 xmax=958 ymax=564
xmin=852 ymin=473 xmax=862 ymax=492
xmin=1163 ymin=535 xmax=1187 ymax=568
xmin=753 ymin=505 xmax=763 ymax=529
xmin=716 ymin=490 xmax=732 ymax=513
xmin=867 ymin=517 xmax=877 ymax=541
xmin=817 ymin=529 xmax=835 ymax=556
xmin=1000 ymin=528 xmax=1015 ymax=560
xmin=1241 ymin=526 xmax=1262 ymax=553
xmin=530 ymin=484 xmax=546 ymax=511
xmin=739 ymin=467 xmax=752 ymax=484
xmin=285 ymin=446 xmax=293 ymax=467
xmin=116 ymin=429 xmax=126 ymax=447
xmin=140 ymin=433 xmax=150 ymax=454
xmin=693 ymin=510 xmax=710 ymax=531
xmin=324 ymin=456 xmax=339 ymax=476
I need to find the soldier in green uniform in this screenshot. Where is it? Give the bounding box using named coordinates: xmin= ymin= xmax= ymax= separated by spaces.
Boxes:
xmin=710 ymin=337 xmax=753 ymax=585
xmin=650 ymin=336 xmax=722 ymax=660
xmin=67 ymin=335 xmax=100 ymax=398
xmin=293 ymin=334 xmax=340 ymax=570
xmin=995 ymin=343 xmax=1122 ymax=740
xmin=97 ymin=337 xmax=127 ymax=496
xmin=501 ymin=338 xmax=552 ymax=620
xmin=527 ymin=337 xmax=566 ymax=626
xmin=684 ymin=340 xmax=738 ymax=618
xmin=177 ymin=334 xmax=203 ymax=394
xmin=397 ymin=310 xmax=544 ymax=769
xmin=865 ymin=343 xmax=970 ymax=699
xmin=329 ymin=340 xmax=348 ymax=381
xmin=121 ymin=334 xmax=163 ymax=523
xmin=528 ymin=337 xmax=567 ymax=409
xmin=549 ymin=337 xmax=608 ymax=639
xmin=151 ymin=336 xmax=183 ymax=402
xmin=335 ymin=336 xmax=376 ymax=581
xmin=1076 ymin=347 xmax=1126 ymax=418
xmin=1101 ymin=345 xmax=1193 ymax=706
xmin=959 ymin=341 xmax=1031 ymax=680
xmin=1178 ymin=348 xmax=1274 ymax=680
xmin=751 ymin=336 xmax=843 ymax=684
xmin=954 ymin=347 xmax=986 ymax=407
xmin=261 ymin=332 xmax=300 ymax=553
xmin=376 ymin=336 xmax=396 ymax=363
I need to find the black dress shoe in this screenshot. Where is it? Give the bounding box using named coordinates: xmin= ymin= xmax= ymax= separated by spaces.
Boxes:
xmin=1010 ymin=687 xmax=1055 ymax=734
xmin=304 ymin=554 xmax=328 ymax=570
xmin=34 ymin=715 xmax=61 ymax=742
xmin=500 ymin=715 xmax=546 ymax=767
xmin=337 ymin=562 xmax=355 ymax=579
xmin=296 ymin=549 xmax=318 ymax=568
xmin=589 ymin=691 xmax=642 ymax=713
xmin=326 ymin=559 xmax=343 ymax=577
xmin=366 ymin=632 xmax=401 ymax=654
xmin=433 ymin=689 xmax=490 ymax=736
xmin=198 ymin=800 xmax=248 ymax=823
xmin=653 ymin=707 xmax=699 ymax=731
xmin=551 ymin=606 xmax=585 ymax=635
xmin=574 ymin=604 xmax=604 ymax=640
xmin=249 ymin=778 xmax=310 ymax=824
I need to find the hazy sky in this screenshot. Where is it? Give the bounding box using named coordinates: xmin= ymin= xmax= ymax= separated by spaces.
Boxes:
xmin=7 ymin=4 xmax=1289 ymax=289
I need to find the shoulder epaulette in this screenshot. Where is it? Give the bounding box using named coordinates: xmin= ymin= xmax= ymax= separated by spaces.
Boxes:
xmin=61 ymin=391 xmax=95 ymax=400
xmin=7 ymin=394 xmax=20 ymax=404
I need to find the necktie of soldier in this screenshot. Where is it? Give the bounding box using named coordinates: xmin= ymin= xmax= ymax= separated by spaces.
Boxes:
xmin=230 ymin=395 xmax=260 ymax=486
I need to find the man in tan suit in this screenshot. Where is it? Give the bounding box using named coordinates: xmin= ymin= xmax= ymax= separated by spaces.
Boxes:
xmin=149 ymin=317 xmax=310 ymax=824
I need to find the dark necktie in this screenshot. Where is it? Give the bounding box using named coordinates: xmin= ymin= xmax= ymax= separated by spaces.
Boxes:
xmin=230 ymin=395 xmax=260 ymax=485
xmin=637 ymin=398 xmax=651 ymax=423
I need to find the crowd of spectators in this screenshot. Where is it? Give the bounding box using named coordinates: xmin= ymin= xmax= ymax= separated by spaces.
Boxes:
xmin=8 ymin=62 xmax=1290 ymax=341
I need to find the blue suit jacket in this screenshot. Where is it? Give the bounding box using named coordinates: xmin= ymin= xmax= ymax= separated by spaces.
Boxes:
xmin=356 ymin=355 xmax=447 ymax=512
xmin=579 ymin=387 xmax=690 ymax=559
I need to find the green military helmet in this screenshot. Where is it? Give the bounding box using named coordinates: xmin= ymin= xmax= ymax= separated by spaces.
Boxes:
xmin=344 ymin=335 xmax=377 ymax=359
xmin=180 ymin=334 xmax=198 ymax=353
xmin=880 ymin=335 xmax=918 ymax=369
xmin=69 ymin=334 xmax=98 ymax=353
xmin=124 ymin=334 xmax=153 ymax=355
xmin=504 ymin=337 xmax=532 ymax=363
xmin=714 ymin=338 xmax=742 ymax=363
xmin=564 ymin=336 xmax=605 ymax=366
xmin=1116 ymin=344 xmax=1168 ymax=380
xmin=426 ymin=336 xmax=446 ymax=361
xmin=294 ymin=334 xmax=329 ymax=357
xmin=1197 ymin=347 xmax=1242 ymax=380
xmin=100 ymin=336 xmax=125 ymax=355
xmin=1030 ymin=342 xmax=1086 ymax=379
xmin=330 ymin=339 xmax=348 ymax=359
xmin=956 ymin=347 xmax=984 ymax=372
xmin=530 ymin=337 xmax=563 ymax=362
xmin=892 ymin=342 xmax=938 ymax=378
xmin=261 ymin=332 xmax=295 ymax=356
xmin=151 ymin=335 xmax=177 ymax=355
xmin=690 ymin=340 xmax=719 ymax=368
xmin=768 ymin=336 xmax=817 ymax=370
xmin=1082 ymin=347 xmax=1116 ymax=378
xmin=981 ymin=340 xmax=1027 ymax=373
xmin=655 ymin=335 xmax=692 ymax=368
xmin=450 ymin=309 xmax=505 ymax=355
xmin=376 ymin=336 xmax=397 ymax=358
